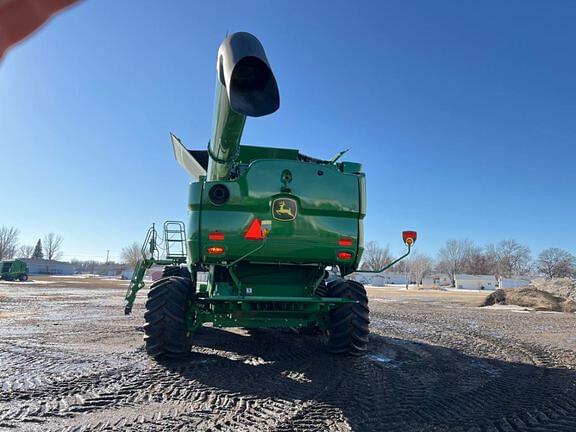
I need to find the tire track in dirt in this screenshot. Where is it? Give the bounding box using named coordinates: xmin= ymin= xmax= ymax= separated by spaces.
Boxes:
xmin=1 ymin=331 xmax=344 ymax=431
xmin=1 ymin=288 xmax=575 ymax=432
xmin=371 ymin=309 xmax=576 ymax=432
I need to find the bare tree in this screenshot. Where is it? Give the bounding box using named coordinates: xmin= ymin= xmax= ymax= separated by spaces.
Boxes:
xmin=43 ymin=233 xmax=64 ymax=260
xmin=121 ymin=242 xmax=142 ymax=269
xmin=0 ymin=226 xmax=19 ymax=260
xmin=537 ymin=248 xmax=576 ymax=278
xmin=408 ymin=253 xmax=434 ymax=285
xmin=393 ymin=259 xmax=409 ymax=274
xmin=462 ymin=246 xmax=496 ymax=275
xmin=17 ymin=244 xmax=34 ymax=258
xmin=491 ymin=239 xmax=532 ymax=278
xmin=360 ymin=241 xmax=391 ymax=271
xmin=484 ymin=243 xmax=500 ymax=276
xmin=436 ymin=239 xmax=475 ymax=286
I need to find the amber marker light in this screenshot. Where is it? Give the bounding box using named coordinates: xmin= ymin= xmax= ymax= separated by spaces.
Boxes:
xmin=207 ymin=246 xmax=225 ymax=255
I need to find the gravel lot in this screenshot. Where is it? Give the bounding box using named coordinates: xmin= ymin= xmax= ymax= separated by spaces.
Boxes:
xmin=1 ymin=277 xmax=575 ymax=431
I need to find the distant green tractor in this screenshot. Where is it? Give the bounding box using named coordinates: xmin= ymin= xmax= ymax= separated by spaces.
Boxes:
xmin=0 ymin=259 xmax=29 ymax=281
xmin=124 ymin=32 xmax=416 ymax=358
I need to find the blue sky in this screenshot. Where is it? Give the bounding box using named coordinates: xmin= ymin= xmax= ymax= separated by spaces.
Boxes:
xmin=1 ymin=0 xmax=575 ymax=262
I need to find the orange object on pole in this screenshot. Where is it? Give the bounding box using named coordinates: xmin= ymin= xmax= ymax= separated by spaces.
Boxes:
xmin=402 ymin=230 xmax=417 ymax=246
xmin=0 ymin=0 xmax=79 ymax=59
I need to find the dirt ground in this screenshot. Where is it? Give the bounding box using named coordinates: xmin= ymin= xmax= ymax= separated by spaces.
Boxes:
xmin=0 ymin=277 xmax=575 ymax=431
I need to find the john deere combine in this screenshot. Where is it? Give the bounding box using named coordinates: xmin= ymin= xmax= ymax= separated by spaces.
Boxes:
xmin=125 ymin=32 xmax=416 ymax=358
xmin=0 ymin=259 xmax=28 ymax=281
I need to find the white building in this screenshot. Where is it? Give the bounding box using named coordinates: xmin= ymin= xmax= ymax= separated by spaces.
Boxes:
xmin=454 ymin=274 xmax=497 ymax=290
xmin=500 ymin=277 xmax=532 ymax=289
xmin=422 ymin=273 xmax=451 ymax=287
xmin=352 ymin=271 xmax=407 ymax=286
xmin=21 ymin=259 xmax=75 ymax=275
xmin=121 ymin=269 xmax=134 ymax=280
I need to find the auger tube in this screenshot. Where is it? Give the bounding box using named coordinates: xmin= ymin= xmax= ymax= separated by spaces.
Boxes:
xmin=208 ymin=32 xmax=280 ymax=181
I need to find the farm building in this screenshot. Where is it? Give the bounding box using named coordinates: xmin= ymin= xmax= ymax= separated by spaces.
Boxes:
xmin=93 ymin=263 xmax=127 ymax=277
xmin=121 ymin=269 xmax=134 ymax=280
xmin=422 ymin=273 xmax=451 ymax=287
xmin=351 ymin=271 xmax=407 ymax=286
xmin=454 ymin=274 xmax=497 ymax=290
xmin=20 ymin=259 xmax=75 ymax=275
xmin=500 ymin=277 xmax=533 ymax=289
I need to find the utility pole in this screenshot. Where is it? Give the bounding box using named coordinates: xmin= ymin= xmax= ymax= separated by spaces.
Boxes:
xmin=405 ymin=263 xmax=409 ymax=290
xmin=105 ymin=250 xmax=110 ymax=264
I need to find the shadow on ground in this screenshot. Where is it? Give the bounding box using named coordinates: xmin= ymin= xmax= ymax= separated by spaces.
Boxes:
xmin=155 ymin=327 xmax=576 ymax=432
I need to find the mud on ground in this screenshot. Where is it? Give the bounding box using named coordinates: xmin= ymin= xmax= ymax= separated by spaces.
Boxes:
xmin=0 ymin=278 xmax=575 ymax=431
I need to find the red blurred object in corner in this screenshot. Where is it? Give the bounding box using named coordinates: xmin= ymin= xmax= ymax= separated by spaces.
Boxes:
xmin=0 ymin=0 xmax=79 ymax=59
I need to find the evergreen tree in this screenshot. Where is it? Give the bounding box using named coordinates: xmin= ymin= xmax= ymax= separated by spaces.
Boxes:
xmin=32 ymin=239 xmax=44 ymax=259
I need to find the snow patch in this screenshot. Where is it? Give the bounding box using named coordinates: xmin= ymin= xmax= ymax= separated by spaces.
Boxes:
xmin=0 ymin=280 xmax=57 ymax=286
xmin=368 ymin=354 xmax=400 ymax=368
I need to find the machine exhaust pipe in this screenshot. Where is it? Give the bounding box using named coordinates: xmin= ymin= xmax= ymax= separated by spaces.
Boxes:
xmin=208 ymin=32 xmax=279 ymax=180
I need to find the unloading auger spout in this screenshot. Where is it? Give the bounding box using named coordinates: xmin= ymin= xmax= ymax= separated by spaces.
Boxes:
xmin=208 ymin=32 xmax=280 ymax=181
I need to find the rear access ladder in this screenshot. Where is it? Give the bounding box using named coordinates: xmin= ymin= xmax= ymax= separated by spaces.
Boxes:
xmin=124 ymin=222 xmax=187 ymax=314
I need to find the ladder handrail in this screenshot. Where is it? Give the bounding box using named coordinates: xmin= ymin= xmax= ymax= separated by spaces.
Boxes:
xmin=164 ymin=221 xmax=187 ymax=258
xmin=140 ymin=224 xmax=159 ymax=260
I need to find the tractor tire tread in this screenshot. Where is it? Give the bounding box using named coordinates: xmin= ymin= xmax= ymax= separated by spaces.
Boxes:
xmin=326 ymin=278 xmax=370 ymax=356
xmin=143 ymin=276 xmax=195 ymax=359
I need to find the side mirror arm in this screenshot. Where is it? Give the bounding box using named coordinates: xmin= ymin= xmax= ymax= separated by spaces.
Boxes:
xmin=355 ymin=243 xmax=412 ymax=274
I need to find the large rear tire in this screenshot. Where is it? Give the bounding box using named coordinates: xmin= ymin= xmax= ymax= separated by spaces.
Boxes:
xmin=18 ymin=274 xmax=28 ymax=282
xmin=144 ymin=276 xmax=195 ymax=359
xmin=326 ymin=278 xmax=370 ymax=355
xmin=161 ymin=265 xmax=190 ymax=279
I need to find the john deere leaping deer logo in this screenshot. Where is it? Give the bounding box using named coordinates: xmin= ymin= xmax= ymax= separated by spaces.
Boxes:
xmin=272 ymin=198 xmax=297 ymax=221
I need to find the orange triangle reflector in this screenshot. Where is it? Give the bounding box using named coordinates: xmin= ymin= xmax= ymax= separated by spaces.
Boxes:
xmin=244 ymin=218 xmax=263 ymax=240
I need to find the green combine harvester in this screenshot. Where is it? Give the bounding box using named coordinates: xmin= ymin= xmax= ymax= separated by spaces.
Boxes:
xmin=125 ymin=32 xmax=416 ymax=358
xmin=0 ymin=259 xmax=28 ymax=281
